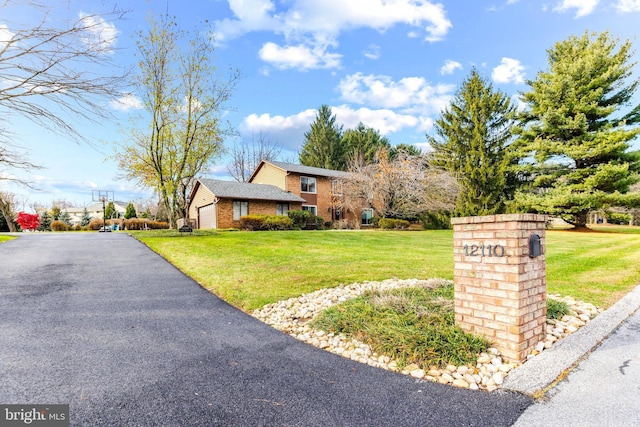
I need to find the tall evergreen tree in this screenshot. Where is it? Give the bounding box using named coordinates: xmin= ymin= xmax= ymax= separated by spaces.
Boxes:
xmin=80 ymin=207 xmax=91 ymax=227
xmin=512 ymin=31 xmax=640 ymax=229
xmin=299 ymin=105 xmax=345 ymax=170
xmin=389 ymin=143 xmax=423 ymax=160
xmin=124 ymin=202 xmax=137 ymax=219
xmin=342 ymin=122 xmax=391 ymax=166
xmin=59 ymin=210 xmax=71 ymax=226
xmin=428 ymin=69 xmax=516 ymax=216
xmin=38 ymin=211 xmax=52 ymax=231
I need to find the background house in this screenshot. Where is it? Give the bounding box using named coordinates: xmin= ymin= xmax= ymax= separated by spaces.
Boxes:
xmin=188 ymin=179 xmax=305 ymax=229
xmin=249 ymin=161 xmax=358 ymax=224
xmin=67 ymin=201 xmax=130 ymax=225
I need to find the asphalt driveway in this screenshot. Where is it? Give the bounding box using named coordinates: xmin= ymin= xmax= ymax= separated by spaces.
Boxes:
xmin=0 ymin=233 xmax=532 ymax=426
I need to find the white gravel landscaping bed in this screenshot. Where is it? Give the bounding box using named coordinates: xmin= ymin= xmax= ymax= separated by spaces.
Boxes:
xmin=252 ymin=278 xmax=602 ymax=391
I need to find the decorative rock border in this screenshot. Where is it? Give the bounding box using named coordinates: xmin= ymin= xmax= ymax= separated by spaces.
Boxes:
xmin=252 ymin=278 xmax=601 ymax=391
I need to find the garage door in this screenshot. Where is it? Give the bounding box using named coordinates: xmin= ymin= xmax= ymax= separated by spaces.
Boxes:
xmin=198 ymin=204 xmax=216 ymax=229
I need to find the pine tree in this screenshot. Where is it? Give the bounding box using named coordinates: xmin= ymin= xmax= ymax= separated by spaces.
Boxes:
xmin=38 ymin=211 xmax=52 ymax=231
xmin=428 ymin=69 xmax=516 ymax=216
xmin=59 ymin=210 xmax=71 ymax=226
xmin=80 ymin=207 xmax=91 ymax=227
xmin=342 ymin=122 xmax=391 ymax=166
xmin=512 ymin=31 xmax=640 ymax=228
xmin=299 ymin=105 xmax=345 ymax=170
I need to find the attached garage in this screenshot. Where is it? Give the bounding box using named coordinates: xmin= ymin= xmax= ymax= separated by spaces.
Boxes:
xmin=198 ymin=204 xmax=216 ymax=229
xmin=187 ymin=179 xmax=306 ymax=229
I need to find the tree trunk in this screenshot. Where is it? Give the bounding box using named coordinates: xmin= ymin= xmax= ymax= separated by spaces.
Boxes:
xmin=572 ymin=212 xmax=589 ymax=231
xmin=0 ymin=202 xmax=17 ymax=232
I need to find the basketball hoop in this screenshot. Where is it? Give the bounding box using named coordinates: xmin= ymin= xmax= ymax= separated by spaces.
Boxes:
xmin=92 ymin=190 xmax=114 ymax=232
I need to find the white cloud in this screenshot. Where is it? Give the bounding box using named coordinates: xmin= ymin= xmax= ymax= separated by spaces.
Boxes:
xmin=492 ymin=57 xmax=525 ymax=84
xmin=214 ymin=0 xmax=451 ymax=69
xmin=553 ymin=0 xmax=599 ymax=17
xmin=331 ymin=105 xmax=420 ymax=134
xmin=240 ymin=105 xmax=427 ymax=150
xmin=338 ymin=72 xmax=454 ymax=114
xmin=363 ymin=44 xmax=381 ymax=60
xmin=216 ymin=0 xmax=451 ymax=43
xmin=258 ymin=42 xmax=342 ymax=70
xmin=440 ymin=59 xmax=462 ymax=75
xmin=615 ymin=0 xmax=640 ymax=12
xmin=78 ymin=12 xmax=119 ymax=53
xmin=241 ymin=108 xmax=318 ymax=149
xmin=0 ymin=24 xmax=14 ymax=50
xmin=109 ymin=94 xmax=142 ymax=111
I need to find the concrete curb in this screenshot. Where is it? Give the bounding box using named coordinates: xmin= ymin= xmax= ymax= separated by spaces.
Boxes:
xmin=500 ymin=283 xmax=640 ymax=396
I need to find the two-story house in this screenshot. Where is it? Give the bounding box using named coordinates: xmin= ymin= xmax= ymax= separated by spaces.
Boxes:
xmin=187 ymin=161 xmax=367 ymax=229
xmin=248 ymin=160 xmax=355 ymax=223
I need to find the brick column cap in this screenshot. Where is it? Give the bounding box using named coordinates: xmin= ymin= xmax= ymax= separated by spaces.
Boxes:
xmin=451 ymin=214 xmax=548 ymax=225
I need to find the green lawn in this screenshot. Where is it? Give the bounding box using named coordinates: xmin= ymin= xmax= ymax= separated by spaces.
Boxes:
xmin=0 ymin=235 xmax=15 ymax=243
xmin=136 ymin=228 xmax=640 ymax=311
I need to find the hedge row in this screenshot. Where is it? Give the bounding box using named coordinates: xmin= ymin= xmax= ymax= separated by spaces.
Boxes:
xmin=239 ymin=214 xmax=294 ymax=231
xmin=85 ymin=218 xmax=169 ymax=231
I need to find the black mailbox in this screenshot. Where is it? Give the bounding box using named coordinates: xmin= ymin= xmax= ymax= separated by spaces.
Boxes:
xmin=529 ymin=233 xmax=541 ymax=258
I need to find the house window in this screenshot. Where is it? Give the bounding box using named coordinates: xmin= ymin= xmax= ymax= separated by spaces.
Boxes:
xmin=302 ymin=205 xmax=317 ymax=216
xmin=362 ymin=208 xmax=374 ymax=226
xmin=300 ymin=176 xmax=316 ymax=193
xmin=276 ymin=203 xmax=289 ymax=216
xmin=233 ymin=200 xmax=248 ymax=221
xmin=331 ymin=179 xmax=343 ymax=196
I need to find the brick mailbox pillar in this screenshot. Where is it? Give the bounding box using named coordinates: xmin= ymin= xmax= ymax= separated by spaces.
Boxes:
xmin=451 ymin=214 xmax=547 ymax=363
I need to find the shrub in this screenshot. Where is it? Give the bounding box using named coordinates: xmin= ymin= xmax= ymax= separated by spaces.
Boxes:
xmin=421 ymin=211 xmax=452 ymax=230
xmin=16 ymin=212 xmax=39 ymax=231
xmin=306 ymin=215 xmax=325 ymax=230
xmin=121 ymin=218 xmax=169 ymax=230
xmin=148 ymin=220 xmax=169 ymax=230
xmin=379 ymin=218 xmax=410 ymax=230
xmin=240 ymin=215 xmax=294 ymax=231
xmin=50 ymin=220 xmax=68 ymax=232
xmin=287 ymin=210 xmax=310 ymax=228
xmin=124 ymin=218 xmax=146 ymax=230
xmin=263 ymin=215 xmax=294 ymax=230
xmin=88 ymin=219 xmax=105 ymax=230
xmin=547 ymin=298 xmax=570 ymax=320
xmin=605 ymin=212 xmax=631 ymax=225
xmin=240 ymin=215 xmax=267 ymax=231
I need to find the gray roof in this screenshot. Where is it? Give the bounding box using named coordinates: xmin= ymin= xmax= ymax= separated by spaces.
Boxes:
xmin=264 ymin=161 xmax=351 ymax=179
xmin=197 ymin=179 xmax=306 ymax=202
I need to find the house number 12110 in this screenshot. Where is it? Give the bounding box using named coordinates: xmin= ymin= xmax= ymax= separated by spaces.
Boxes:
xmin=463 ymin=244 xmax=505 ymax=257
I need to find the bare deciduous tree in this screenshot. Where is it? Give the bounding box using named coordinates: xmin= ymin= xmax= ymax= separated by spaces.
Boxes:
xmin=116 ymin=13 xmax=239 ymax=228
xmin=0 ymin=190 xmax=20 ymax=231
xmin=340 ymin=148 xmax=458 ymax=224
xmin=0 ymin=0 xmax=129 ymax=182
xmin=227 ymin=131 xmax=281 ymax=182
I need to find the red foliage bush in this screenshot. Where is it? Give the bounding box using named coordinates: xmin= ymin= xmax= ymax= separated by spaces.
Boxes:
xmin=16 ymin=212 xmax=39 ymax=231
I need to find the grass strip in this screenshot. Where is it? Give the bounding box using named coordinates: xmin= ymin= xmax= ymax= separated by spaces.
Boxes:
xmin=134 ymin=228 xmax=640 ymax=310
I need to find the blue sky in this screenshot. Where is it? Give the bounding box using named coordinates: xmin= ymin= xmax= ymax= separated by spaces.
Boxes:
xmin=2 ymin=0 xmax=640 ymax=209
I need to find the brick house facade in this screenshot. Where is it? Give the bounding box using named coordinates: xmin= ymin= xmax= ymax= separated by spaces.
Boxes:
xmin=249 ymin=160 xmax=358 ymax=224
xmin=188 ymin=179 xmax=305 ymax=229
